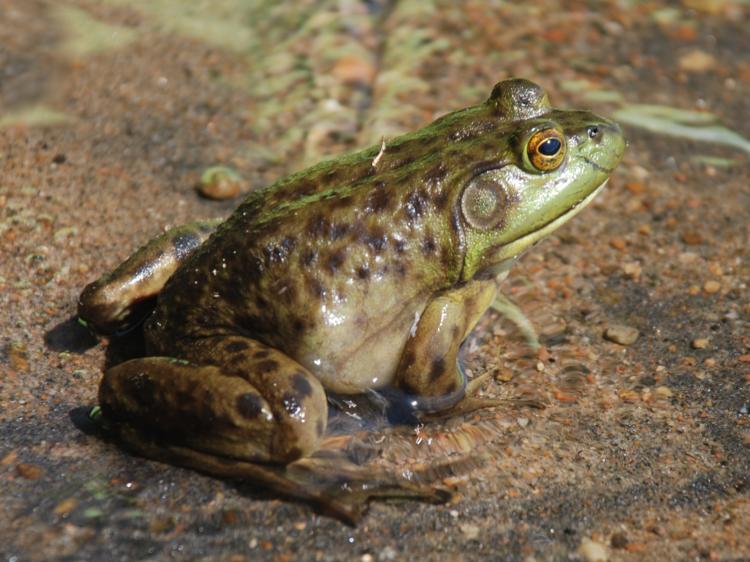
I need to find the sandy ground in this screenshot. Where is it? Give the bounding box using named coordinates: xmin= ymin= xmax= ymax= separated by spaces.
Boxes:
xmin=1 ymin=1 xmax=749 ymax=560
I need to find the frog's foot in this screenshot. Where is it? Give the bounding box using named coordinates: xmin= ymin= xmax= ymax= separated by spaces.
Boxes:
xmin=490 ymin=292 xmax=540 ymax=352
xmin=99 ymin=419 xmax=450 ymax=525
xmin=422 ymin=372 xmax=546 ymax=421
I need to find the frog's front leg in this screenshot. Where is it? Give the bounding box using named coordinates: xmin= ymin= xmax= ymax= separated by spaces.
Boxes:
xmin=395 ymin=279 xmax=498 ymax=412
xmin=78 ymin=219 xmax=221 ymax=335
xmin=98 ymin=335 xmax=328 ymax=463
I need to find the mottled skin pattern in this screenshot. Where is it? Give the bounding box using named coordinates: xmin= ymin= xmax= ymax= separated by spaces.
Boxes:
xmin=79 ymin=79 xmax=625 ymax=495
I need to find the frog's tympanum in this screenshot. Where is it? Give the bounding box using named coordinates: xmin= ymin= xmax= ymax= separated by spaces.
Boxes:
xmin=79 ymin=78 xmax=625 ymax=522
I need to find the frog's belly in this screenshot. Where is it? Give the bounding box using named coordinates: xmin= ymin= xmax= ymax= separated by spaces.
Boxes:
xmin=291 ymin=293 xmax=428 ymax=394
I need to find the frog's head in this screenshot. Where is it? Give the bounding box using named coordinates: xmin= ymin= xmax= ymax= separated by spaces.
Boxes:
xmin=458 ymin=78 xmax=626 ymax=280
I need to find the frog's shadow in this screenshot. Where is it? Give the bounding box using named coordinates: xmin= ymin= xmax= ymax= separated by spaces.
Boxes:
xmin=45 ymin=314 xmax=149 ymax=365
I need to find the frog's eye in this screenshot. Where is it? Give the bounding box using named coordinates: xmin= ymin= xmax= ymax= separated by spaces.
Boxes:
xmin=461 ymin=173 xmax=508 ymax=230
xmin=526 ymin=128 xmax=566 ymax=172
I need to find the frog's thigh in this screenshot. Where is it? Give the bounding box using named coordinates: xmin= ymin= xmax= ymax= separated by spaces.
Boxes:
xmin=395 ymin=279 xmax=498 ymax=411
xmin=78 ymin=219 xmax=221 ymax=334
xmin=99 ymin=337 xmax=327 ymax=463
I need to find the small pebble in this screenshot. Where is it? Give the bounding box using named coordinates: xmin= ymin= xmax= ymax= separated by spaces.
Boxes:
xmin=459 ymin=523 xmax=480 ymax=540
xmin=495 ymin=369 xmax=514 ymax=382
xmin=622 ymin=262 xmax=642 ymax=279
xmin=53 ymin=497 xmax=78 ymax=516
xmin=603 ymin=325 xmax=640 ymax=346
xmin=654 ymin=386 xmax=673 ymax=399
xmin=578 ymin=538 xmax=609 ymax=562
xmin=609 ymin=237 xmax=626 ymax=250
xmin=691 ymin=338 xmax=709 ymax=349
xmin=16 ymin=463 xmax=44 ymax=480
xmin=681 ymin=231 xmax=703 ymax=245
xmin=198 ymin=166 xmax=243 ymax=200
xmin=610 ymin=532 xmax=629 ymax=549
xmin=703 ymin=280 xmax=721 ymax=294
xmin=678 ymin=49 xmax=716 ymax=72
xmin=517 ymin=417 xmax=529 ymax=428
xmin=378 ymin=546 xmax=398 ymax=561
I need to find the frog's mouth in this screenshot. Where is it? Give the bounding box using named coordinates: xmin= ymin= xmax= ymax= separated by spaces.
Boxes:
xmin=489 ymin=179 xmax=608 ymax=270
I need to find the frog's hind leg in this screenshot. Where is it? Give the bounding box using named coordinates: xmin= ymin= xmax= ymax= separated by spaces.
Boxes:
xmin=98 ymin=336 xmax=449 ymax=522
xmin=78 ymin=219 xmax=221 ymax=334
xmin=98 ymin=335 xmax=327 ymax=464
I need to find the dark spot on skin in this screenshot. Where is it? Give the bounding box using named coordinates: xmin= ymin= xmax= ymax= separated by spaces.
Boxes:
xmin=401 ymin=350 xmax=416 ymax=368
xmin=316 ymin=419 xmax=325 ymax=436
xmin=324 ymin=250 xmax=346 ymax=273
xmin=404 ymin=190 xmax=428 ymax=220
xmin=227 ymin=354 xmax=246 ymax=370
xmin=256 ymin=359 xmax=280 ymax=374
xmin=292 ymin=319 xmax=305 ymax=335
xmin=306 ymin=214 xmax=326 ymax=237
xmin=254 ymin=349 xmax=270 ymax=359
xmin=125 ymin=372 xmax=155 ymax=406
xmin=424 ymin=163 xmax=448 ymax=185
xmin=198 ymin=222 xmax=215 ymax=234
xmin=395 ymin=262 xmax=407 ymax=277
xmin=331 ymin=195 xmax=354 ymax=210
xmin=300 ymin=249 xmax=317 ymax=267
xmin=281 ymin=236 xmax=296 ymax=253
xmin=422 ymin=235 xmax=437 ymax=255
xmin=429 ymin=357 xmax=446 ymax=382
xmin=366 ymin=184 xmax=390 ymax=213
xmin=172 ymin=232 xmax=201 ymax=261
xmin=394 ymin=239 xmax=406 ymax=254
xmin=445 ymin=381 xmax=457 ymax=394
xmin=236 ymin=393 xmax=263 ymax=418
xmin=391 ymin=156 xmax=415 ymax=170
xmin=264 ymin=243 xmax=290 ymax=264
xmin=364 ymin=228 xmax=388 ymax=253
xmin=356 ymin=265 xmax=370 ymax=280
xmin=241 ymin=257 xmax=264 ymax=281
xmin=293 ymin=179 xmax=318 ymax=197
xmin=225 ymin=341 xmax=249 ymax=353
xmin=440 ymin=249 xmax=453 ymax=270
xmin=307 ymin=278 xmax=325 ymax=299
xmin=329 ymin=222 xmax=350 ymax=240
xmin=291 ymin=372 xmax=313 ymax=399
xmin=256 ymin=296 xmax=268 ymax=310
xmin=434 ymin=190 xmax=449 ymax=210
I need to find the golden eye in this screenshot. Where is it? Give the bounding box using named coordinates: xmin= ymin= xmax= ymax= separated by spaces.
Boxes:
xmin=526 ymin=129 xmax=566 ymax=171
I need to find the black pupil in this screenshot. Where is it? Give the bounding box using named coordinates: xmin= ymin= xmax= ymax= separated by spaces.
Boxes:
xmin=538 ymin=137 xmax=561 ymax=156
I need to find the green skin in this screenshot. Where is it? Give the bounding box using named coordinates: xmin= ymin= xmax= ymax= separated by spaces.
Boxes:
xmin=79 ymin=78 xmax=625 ymax=508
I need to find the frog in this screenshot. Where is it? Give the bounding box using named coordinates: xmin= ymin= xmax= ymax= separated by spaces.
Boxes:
xmin=78 ymin=78 xmax=625 ymax=521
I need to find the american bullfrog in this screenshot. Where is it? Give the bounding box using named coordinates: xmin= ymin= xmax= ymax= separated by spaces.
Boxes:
xmin=79 ymin=78 xmax=625 ymax=520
